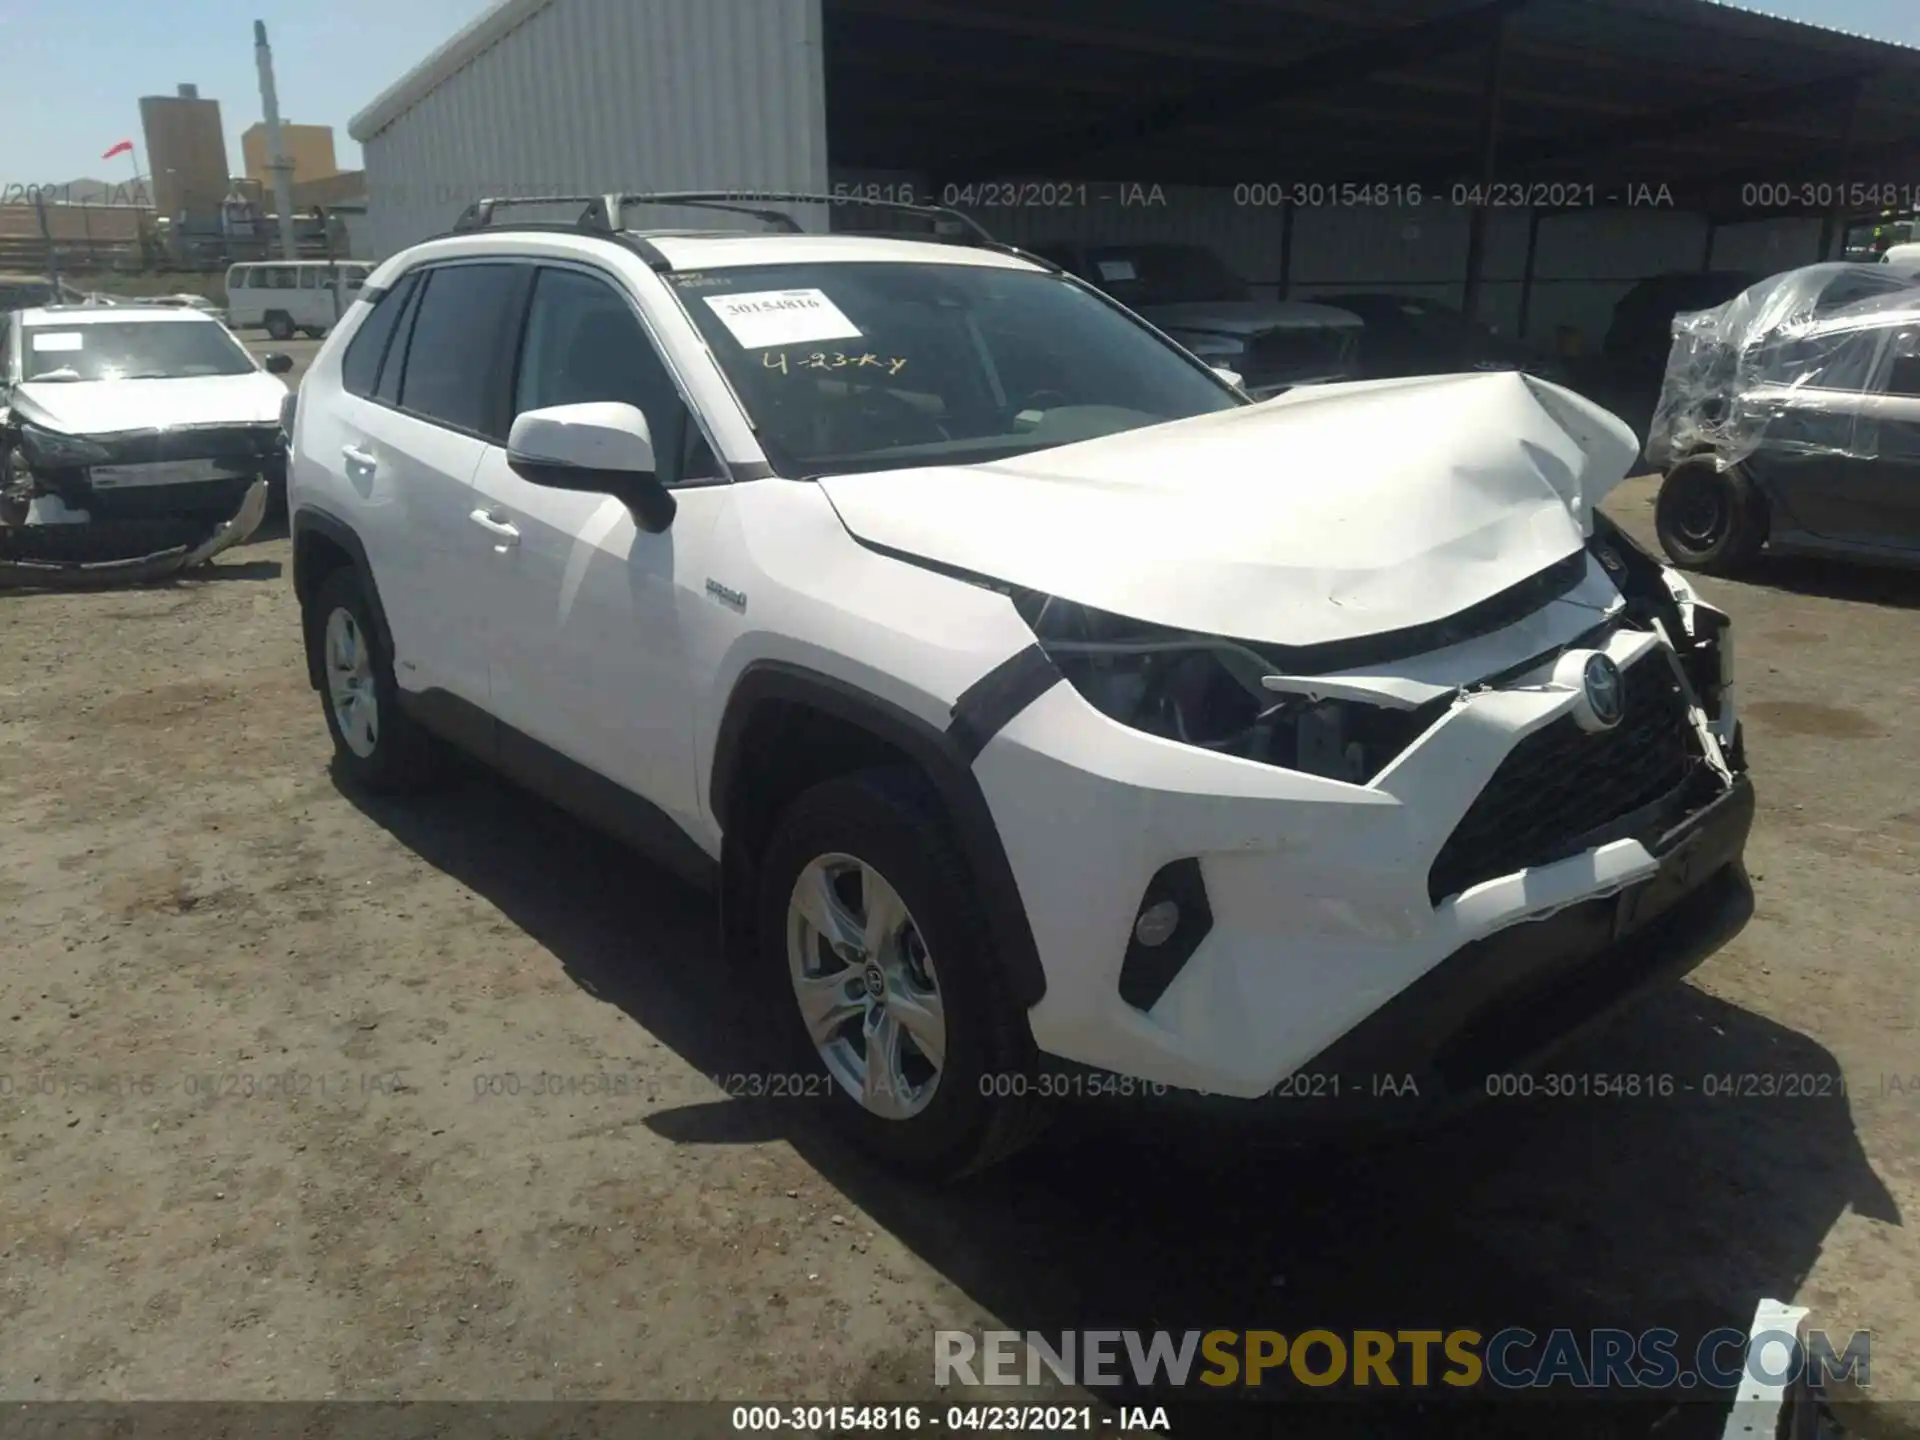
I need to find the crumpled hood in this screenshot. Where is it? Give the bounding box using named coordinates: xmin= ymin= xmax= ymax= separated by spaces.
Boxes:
xmin=820 ymin=371 xmax=1641 ymax=648
xmin=1143 ymin=299 xmax=1363 ymax=337
xmin=15 ymin=373 xmax=287 ymax=437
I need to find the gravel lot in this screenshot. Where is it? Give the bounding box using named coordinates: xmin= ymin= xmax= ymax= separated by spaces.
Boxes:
xmin=2 ymin=340 xmax=1916 ymax=1434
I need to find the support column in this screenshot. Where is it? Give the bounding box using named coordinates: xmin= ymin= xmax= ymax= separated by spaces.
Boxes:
xmin=1461 ymin=15 xmax=1510 ymax=323
xmin=1517 ymin=206 xmax=1543 ymax=341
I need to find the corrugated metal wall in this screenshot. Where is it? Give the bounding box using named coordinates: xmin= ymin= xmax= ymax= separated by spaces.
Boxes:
xmin=359 ymin=0 xmax=829 ymax=258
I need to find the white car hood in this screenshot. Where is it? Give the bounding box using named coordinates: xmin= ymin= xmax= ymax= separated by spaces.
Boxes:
xmin=819 ymin=371 xmax=1641 ymax=648
xmin=16 ymin=372 xmax=287 ymax=437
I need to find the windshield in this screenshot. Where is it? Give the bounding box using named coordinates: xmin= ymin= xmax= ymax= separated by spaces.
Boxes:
xmin=669 ymin=261 xmax=1243 ymax=477
xmin=22 ymin=320 xmax=255 ymax=381
xmin=1079 ymin=245 xmax=1251 ymax=306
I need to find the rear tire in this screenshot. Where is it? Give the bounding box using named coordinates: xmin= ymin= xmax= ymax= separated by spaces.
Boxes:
xmin=1655 ymin=457 xmax=1765 ymax=575
xmin=755 ymin=767 xmax=1044 ymax=1179
xmin=264 ymin=312 xmax=295 ymax=341
xmin=306 ymin=567 xmax=447 ymax=793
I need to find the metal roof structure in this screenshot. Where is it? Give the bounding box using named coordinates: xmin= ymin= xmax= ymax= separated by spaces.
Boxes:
xmin=353 ymin=0 xmax=1920 ymax=222
xmin=817 ymin=0 xmax=1920 ymax=215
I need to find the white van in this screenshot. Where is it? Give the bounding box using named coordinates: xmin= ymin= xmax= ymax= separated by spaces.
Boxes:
xmin=224 ymin=261 xmax=371 ymax=339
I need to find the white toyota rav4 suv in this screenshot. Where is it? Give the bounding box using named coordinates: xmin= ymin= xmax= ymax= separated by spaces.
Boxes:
xmin=287 ymin=193 xmax=1753 ymax=1177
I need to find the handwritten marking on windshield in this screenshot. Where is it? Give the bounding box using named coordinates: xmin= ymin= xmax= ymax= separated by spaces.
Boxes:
xmin=762 ymin=350 xmax=908 ymax=376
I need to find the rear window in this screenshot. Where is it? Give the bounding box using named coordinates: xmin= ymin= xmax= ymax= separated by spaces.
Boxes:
xmin=1078 ymin=245 xmax=1251 ymax=306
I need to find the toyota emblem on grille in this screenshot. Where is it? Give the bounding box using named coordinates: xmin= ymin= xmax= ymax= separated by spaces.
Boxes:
xmin=1583 ymin=653 xmax=1625 ymax=729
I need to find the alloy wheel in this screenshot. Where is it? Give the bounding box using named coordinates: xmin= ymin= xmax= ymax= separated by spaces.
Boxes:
xmin=324 ymin=606 xmax=378 ymax=759
xmin=785 ymin=853 xmax=946 ymax=1120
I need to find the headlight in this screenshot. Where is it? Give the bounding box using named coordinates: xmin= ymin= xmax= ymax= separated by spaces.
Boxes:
xmin=1015 ymin=591 xmax=1446 ymax=784
xmin=18 ymin=423 xmax=112 ymax=467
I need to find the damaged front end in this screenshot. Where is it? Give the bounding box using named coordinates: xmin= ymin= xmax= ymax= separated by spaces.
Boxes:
xmin=0 ymin=430 xmax=268 ymax=589
xmin=1013 ymin=510 xmax=1738 ymax=785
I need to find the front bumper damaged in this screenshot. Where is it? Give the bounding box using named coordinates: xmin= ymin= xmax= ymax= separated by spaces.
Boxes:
xmin=0 ymin=479 xmax=268 ymax=590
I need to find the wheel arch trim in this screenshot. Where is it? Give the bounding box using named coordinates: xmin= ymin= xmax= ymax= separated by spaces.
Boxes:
xmin=711 ymin=660 xmax=1048 ymax=1010
xmin=291 ymin=505 xmax=395 ymax=693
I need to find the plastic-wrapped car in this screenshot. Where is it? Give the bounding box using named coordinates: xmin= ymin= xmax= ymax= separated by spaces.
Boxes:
xmin=1644 ymin=262 xmax=1920 ymax=573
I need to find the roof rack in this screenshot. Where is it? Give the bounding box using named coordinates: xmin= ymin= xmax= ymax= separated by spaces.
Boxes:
xmin=451 ymin=190 xmax=1001 ymax=246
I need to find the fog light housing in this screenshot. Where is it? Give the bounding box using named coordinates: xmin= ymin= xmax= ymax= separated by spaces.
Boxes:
xmin=1133 ymin=900 xmax=1181 ymax=948
xmin=1117 ymin=860 xmax=1214 ymax=1012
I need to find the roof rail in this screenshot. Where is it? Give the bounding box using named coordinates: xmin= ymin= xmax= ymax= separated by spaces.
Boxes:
xmin=450 ymin=190 xmax=1000 ymax=245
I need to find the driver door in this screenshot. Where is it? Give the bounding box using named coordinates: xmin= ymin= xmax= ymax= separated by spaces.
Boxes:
xmin=467 ymin=263 xmax=727 ymax=830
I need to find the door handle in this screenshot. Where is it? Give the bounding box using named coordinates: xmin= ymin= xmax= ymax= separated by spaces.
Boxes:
xmin=470 ymin=508 xmax=520 ymax=549
xmin=341 ymin=444 xmax=377 ymax=470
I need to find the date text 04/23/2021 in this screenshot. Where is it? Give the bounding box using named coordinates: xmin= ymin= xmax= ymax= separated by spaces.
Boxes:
xmin=729 ymin=1404 xmax=1169 ymax=1433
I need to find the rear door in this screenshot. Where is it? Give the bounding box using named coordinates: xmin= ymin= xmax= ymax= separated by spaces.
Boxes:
xmin=226 ymin=266 xmax=260 ymax=327
xmin=323 ymin=261 xmax=532 ymax=709
xmin=1736 ymin=330 xmax=1869 ymax=544
xmin=1843 ymin=324 xmax=1920 ymax=552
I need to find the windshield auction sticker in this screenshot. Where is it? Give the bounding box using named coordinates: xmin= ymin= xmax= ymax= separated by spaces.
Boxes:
xmin=30 ymin=331 xmax=84 ymax=352
xmin=703 ymin=288 xmax=862 ymax=349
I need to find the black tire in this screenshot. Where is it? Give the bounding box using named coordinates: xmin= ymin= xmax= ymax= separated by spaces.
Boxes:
xmin=755 ymin=767 xmax=1044 ymax=1179
xmin=264 ymin=312 xmax=295 ymax=341
xmin=1655 ymin=458 xmax=1765 ymax=575
xmin=300 ymin=326 xmax=325 ymax=339
xmin=306 ymin=566 xmax=447 ymax=792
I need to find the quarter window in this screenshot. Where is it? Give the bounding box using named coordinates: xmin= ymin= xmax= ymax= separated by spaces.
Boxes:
xmin=340 ymin=270 xmax=419 ymax=399
xmin=1885 ymin=330 xmax=1920 ymax=397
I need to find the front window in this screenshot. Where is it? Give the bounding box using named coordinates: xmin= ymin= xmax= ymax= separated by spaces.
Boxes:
xmin=21 ymin=320 xmax=257 ymax=381
xmin=669 ymin=260 xmax=1242 ymax=476
xmin=1078 ymin=245 xmax=1252 ymax=306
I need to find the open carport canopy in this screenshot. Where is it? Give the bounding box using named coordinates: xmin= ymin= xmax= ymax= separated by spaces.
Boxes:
xmin=823 ymin=0 xmax=1920 ymax=220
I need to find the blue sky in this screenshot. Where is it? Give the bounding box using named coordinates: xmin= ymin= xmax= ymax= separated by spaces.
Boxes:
xmin=1 ymin=0 xmax=493 ymax=186
xmin=1 ymin=0 xmax=1915 ymax=185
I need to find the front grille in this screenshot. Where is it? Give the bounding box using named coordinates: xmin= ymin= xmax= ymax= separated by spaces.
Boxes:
xmin=98 ymin=424 xmax=284 ymax=466
xmin=1242 ymin=327 xmax=1356 ymax=386
xmin=1428 ymin=654 xmax=1696 ymax=905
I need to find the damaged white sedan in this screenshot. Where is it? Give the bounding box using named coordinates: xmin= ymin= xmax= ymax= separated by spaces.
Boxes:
xmin=1 ymin=302 xmax=289 ymax=586
xmin=287 ymin=202 xmax=1752 ymax=1177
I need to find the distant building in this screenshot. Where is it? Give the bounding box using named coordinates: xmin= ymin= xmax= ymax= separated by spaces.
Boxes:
xmin=290 ymin=170 xmax=366 ymax=211
xmin=139 ymin=83 xmax=230 ymax=221
xmin=241 ymin=122 xmax=339 ymax=188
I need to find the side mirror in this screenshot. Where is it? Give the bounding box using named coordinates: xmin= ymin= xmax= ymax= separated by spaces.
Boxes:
xmin=1211 ymin=364 xmax=1244 ymax=388
xmin=506 ymin=401 xmax=676 ymax=533
xmin=262 ymin=352 xmax=294 ymax=375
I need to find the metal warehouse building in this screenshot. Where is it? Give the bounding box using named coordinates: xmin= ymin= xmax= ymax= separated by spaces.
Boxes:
xmin=348 ymin=0 xmax=1920 ymax=353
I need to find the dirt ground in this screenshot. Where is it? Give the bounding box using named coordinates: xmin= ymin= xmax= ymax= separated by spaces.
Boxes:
xmin=2 ymin=349 xmax=1917 ymax=1434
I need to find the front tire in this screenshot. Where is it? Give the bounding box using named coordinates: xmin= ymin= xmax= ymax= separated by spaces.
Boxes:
xmin=756 ymin=768 xmax=1044 ymax=1179
xmin=264 ymin=311 xmax=295 ymax=342
xmin=306 ymin=567 xmax=446 ymax=792
xmin=1655 ymin=457 xmax=1765 ymax=574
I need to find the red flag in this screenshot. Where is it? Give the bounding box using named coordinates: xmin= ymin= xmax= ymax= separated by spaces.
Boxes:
xmin=103 ymin=139 xmax=133 ymax=160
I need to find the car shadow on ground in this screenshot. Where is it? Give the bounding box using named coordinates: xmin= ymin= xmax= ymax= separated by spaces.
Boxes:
xmin=191 ymin=558 xmax=285 ymax=584
xmin=1741 ymin=554 xmax=1920 ymax=611
xmin=341 ymin=767 xmax=1897 ymax=1439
